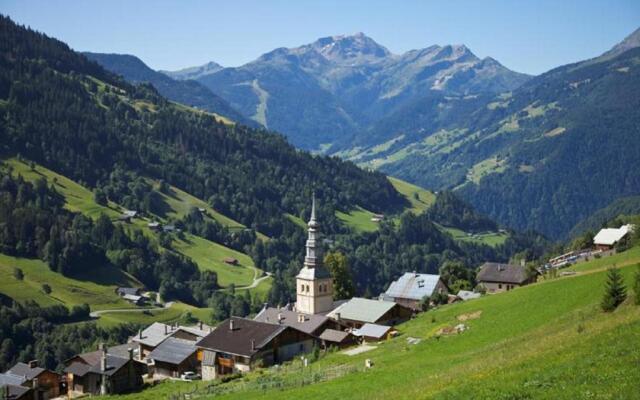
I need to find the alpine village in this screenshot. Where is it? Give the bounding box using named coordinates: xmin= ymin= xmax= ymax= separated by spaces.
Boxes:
xmin=1 ymin=3 xmax=640 ymax=400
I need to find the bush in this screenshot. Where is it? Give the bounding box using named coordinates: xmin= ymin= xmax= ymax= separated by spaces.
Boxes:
xmin=601 ymin=267 xmax=626 ymax=312
xmin=13 ymin=267 xmax=24 ymax=281
xmin=42 ymin=283 xmax=52 ymax=294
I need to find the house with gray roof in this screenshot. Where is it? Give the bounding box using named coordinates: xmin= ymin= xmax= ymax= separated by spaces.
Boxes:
xmin=477 ymin=262 xmax=537 ymax=293
xmin=326 ymin=297 xmax=412 ymax=328
xmin=6 ymin=361 xmax=61 ymax=399
xmin=64 ymin=345 xmax=144 ymax=396
xmin=131 ymin=322 xmax=209 ymax=360
xmin=196 ymin=317 xmax=315 ymax=381
xmin=254 ymin=305 xmax=343 ymax=337
xmin=0 ymin=377 xmax=31 ymax=400
xmin=148 ymin=337 xmax=199 ymax=379
xmin=384 ymin=272 xmax=448 ymax=311
xmin=318 ymin=329 xmax=356 ymax=348
xmin=352 ymin=323 xmax=392 ymax=342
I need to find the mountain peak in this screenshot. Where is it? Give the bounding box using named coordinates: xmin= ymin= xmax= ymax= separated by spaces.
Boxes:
xmin=311 ymin=32 xmax=391 ymax=64
xmin=162 ymin=60 xmax=223 ymax=81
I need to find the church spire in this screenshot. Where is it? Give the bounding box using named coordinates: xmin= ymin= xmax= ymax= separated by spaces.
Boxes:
xmin=308 ymin=192 xmax=319 ymax=229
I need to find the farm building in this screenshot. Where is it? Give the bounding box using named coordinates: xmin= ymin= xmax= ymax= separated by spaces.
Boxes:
xmin=326 ymin=297 xmax=412 ymax=328
xmin=64 ymin=345 xmax=144 ymax=396
xmin=383 ymin=272 xmax=448 ymax=311
xmin=5 ymin=361 xmax=62 ymax=399
xmin=223 ymin=257 xmax=239 ymax=266
xmin=476 ymin=262 xmax=536 ymax=293
xmin=147 ymin=338 xmax=199 ymax=379
xmin=593 ymin=224 xmax=634 ymax=251
xmin=456 ymin=290 xmax=482 ymax=301
xmin=196 ymin=317 xmax=315 ymax=381
xmin=318 ymin=329 xmax=356 ymax=349
xmin=352 ymin=323 xmax=392 ymax=342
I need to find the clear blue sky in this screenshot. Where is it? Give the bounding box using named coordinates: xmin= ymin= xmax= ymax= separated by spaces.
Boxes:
xmin=2 ymin=0 xmax=639 ymax=75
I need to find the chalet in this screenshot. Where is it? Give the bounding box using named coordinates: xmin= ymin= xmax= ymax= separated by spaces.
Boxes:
xmin=352 ymin=323 xmax=392 ymax=342
xmin=122 ymin=294 xmax=145 ymax=305
xmin=6 ymin=361 xmax=62 ymax=399
xmin=326 ymin=298 xmax=412 ymax=328
xmin=120 ymin=210 xmax=137 ymax=222
xmin=116 ymin=287 xmax=141 ymax=297
xmin=476 ymin=262 xmax=535 ymax=293
xmin=64 ymin=345 xmax=144 ymax=396
xmin=131 ymin=322 xmax=209 ymax=360
xmin=148 ymin=222 xmax=161 ymax=231
xmin=254 ymin=305 xmax=343 ymax=337
xmin=383 ymin=272 xmax=448 ymax=311
xmin=318 ymin=329 xmax=356 ymax=349
xmin=196 ymin=317 xmax=315 ymax=381
xmin=223 ymin=257 xmax=239 ymax=266
xmin=147 ymin=338 xmax=199 ymax=379
xmin=0 ymin=373 xmax=32 ymax=400
xmin=593 ymin=224 xmax=634 ymax=251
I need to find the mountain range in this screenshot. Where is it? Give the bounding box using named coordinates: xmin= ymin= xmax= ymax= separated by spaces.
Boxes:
xmin=86 ymin=29 xmax=640 ymax=240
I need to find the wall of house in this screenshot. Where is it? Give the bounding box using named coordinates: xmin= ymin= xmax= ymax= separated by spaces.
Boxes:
xmin=481 ymin=281 xmax=521 ymax=293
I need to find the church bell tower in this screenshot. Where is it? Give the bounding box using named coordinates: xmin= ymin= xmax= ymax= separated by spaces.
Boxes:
xmin=296 ymin=194 xmax=334 ymax=315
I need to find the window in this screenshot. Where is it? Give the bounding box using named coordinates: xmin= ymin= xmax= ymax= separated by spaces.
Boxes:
xmin=498 ymin=284 xmax=502 ymax=289
xmin=300 ymin=285 xmax=304 ymax=292
xmin=306 ymin=285 xmax=310 ymax=292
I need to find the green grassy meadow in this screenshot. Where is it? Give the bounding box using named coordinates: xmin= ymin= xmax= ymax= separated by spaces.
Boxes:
xmin=388 ymin=176 xmax=436 ymax=214
xmin=0 ymin=253 xmax=136 ymax=311
xmin=106 ymin=247 xmax=640 ymax=400
xmin=336 ymin=206 xmax=380 ymax=233
xmin=442 ymin=226 xmax=510 ymax=247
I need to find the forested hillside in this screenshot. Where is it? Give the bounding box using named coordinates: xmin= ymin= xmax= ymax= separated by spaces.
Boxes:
xmin=354 ymin=31 xmax=640 ymax=239
xmin=83 ymin=52 xmax=254 ymax=126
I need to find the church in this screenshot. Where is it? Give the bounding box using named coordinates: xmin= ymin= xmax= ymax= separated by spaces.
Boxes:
xmin=254 ymin=195 xmax=410 ymax=339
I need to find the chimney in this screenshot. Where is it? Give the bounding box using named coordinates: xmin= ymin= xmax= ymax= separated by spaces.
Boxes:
xmin=164 ymin=324 xmax=168 ymax=335
xmin=277 ymin=313 xmax=283 ymax=324
xmin=298 ymin=314 xmax=305 ymax=323
xmin=229 ymin=319 xmax=235 ymax=331
xmin=335 ymin=312 xmax=341 ymax=322
xmin=520 ymin=259 xmax=526 ymax=267
xmin=251 ymin=339 xmax=255 ymax=351
xmin=28 ymin=360 xmax=38 ymax=369
xmin=128 ymin=348 xmax=133 ymax=361
xmin=199 ymin=321 xmax=203 ymax=330
xmin=138 ymin=329 xmax=143 ymax=339
xmin=100 ymin=344 xmax=107 ymax=372
xmin=31 ymin=377 xmax=39 ymax=389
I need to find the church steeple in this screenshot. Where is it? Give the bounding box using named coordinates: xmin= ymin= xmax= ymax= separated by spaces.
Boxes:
xmin=296 ymin=193 xmax=333 ymax=315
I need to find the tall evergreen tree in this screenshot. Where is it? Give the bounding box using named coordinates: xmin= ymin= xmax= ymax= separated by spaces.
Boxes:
xmin=324 ymin=251 xmax=355 ymax=300
xmin=601 ymin=267 xmax=627 ymax=312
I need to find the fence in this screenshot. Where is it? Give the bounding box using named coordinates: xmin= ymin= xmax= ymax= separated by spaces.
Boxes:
xmin=167 ymin=363 xmax=363 ymax=399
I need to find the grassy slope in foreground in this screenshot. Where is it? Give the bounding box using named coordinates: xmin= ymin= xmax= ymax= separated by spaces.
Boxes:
xmin=0 ymin=254 xmax=136 ymax=311
xmin=106 ymin=247 xmax=640 ymax=400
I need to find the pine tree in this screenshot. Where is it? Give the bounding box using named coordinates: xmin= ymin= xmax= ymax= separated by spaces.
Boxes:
xmin=633 ymin=264 xmax=640 ymax=306
xmin=601 ymin=267 xmax=627 ymax=312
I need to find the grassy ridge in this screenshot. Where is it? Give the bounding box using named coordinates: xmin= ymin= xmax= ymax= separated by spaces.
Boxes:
xmin=442 ymin=225 xmax=509 ymax=247
xmin=336 ymin=206 xmax=379 ymax=233
xmin=388 ymin=176 xmax=435 ymax=214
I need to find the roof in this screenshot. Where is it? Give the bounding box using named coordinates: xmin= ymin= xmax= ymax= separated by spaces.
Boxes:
xmin=196 ymin=317 xmax=288 ymax=357
xmin=318 ymin=329 xmax=351 ymax=343
xmin=384 ymin=273 xmax=442 ymax=301
xmin=131 ymin=322 xmax=178 ymax=347
xmin=7 ymin=362 xmax=46 ymax=380
xmin=87 ymin=355 xmax=129 ymax=377
xmin=296 ymin=266 xmax=332 ymax=280
xmin=123 ymin=294 xmax=142 ymax=302
xmin=148 ymin=338 xmax=197 ymax=365
xmin=64 ymin=346 xmax=132 ymax=377
xmin=0 ymin=383 xmax=31 ymax=399
xmin=477 ymin=262 xmax=529 ymax=284
xmin=593 ymin=224 xmax=633 ymax=246
xmin=352 ymin=323 xmax=391 ymax=339
xmin=456 ymin=290 xmax=481 ymax=301
xmin=122 ymin=210 xmax=137 ymax=217
xmin=0 ymin=373 xmax=26 ymax=387
xmin=64 ymin=362 xmax=92 ymax=377
xmin=254 ymin=306 xmax=330 ymax=335
xmin=327 ymin=297 xmax=397 ymax=324
xmin=178 ymin=325 xmax=211 ymax=338
xmin=117 ymin=287 xmax=140 ymax=296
